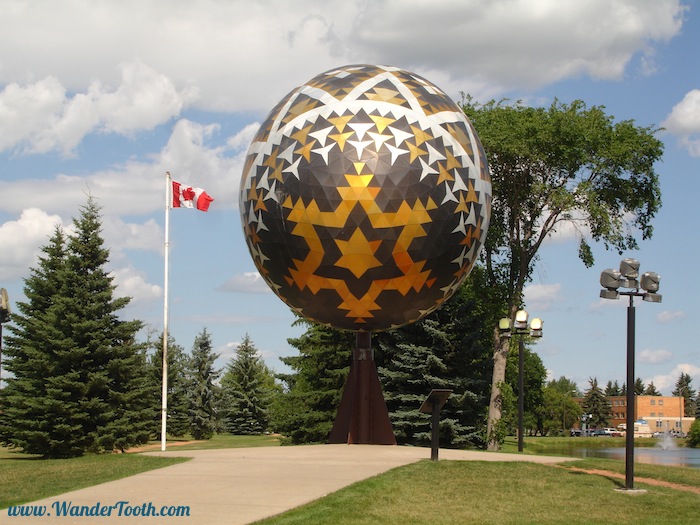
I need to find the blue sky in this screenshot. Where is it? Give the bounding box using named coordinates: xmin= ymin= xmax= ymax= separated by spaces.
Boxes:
xmin=0 ymin=1 xmax=698 ymax=395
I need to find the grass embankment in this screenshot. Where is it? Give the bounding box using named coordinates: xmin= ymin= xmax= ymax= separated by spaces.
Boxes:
xmin=154 ymin=433 xmax=282 ymax=451
xmin=0 ymin=433 xmax=281 ymax=509
xmin=0 ymin=453 xmax=188 ymax=509
xmin=4 ymin=434 xmax=699 ymax=523
xmin=501 ymin=435 xmax=674 ymax=455
xmin=255 ymin=459 xmax=700 ymax=525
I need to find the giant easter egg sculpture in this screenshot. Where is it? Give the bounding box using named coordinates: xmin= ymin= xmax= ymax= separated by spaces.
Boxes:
xmin=240 ymin=64 xmax=491 ymax=333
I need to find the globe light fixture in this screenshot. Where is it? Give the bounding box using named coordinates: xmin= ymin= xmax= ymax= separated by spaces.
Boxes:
xmin=499 ymin=310 xmax=544 ymax=452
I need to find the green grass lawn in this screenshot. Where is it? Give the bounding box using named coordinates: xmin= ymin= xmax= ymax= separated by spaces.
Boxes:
xmin=0 ymin=433 xmax=280 ymax=509
xmin=254 ymin=460 xmax=700 ymax=525
xmin=500 ymin=435 xmax=673 ymax=454
xmin=0 ymin=452 xmax=189 ymax=509
xmin=4 ymin=434 xmax=699 ymax=524
xmin=157 ymin=432 xmax=282 ymax=451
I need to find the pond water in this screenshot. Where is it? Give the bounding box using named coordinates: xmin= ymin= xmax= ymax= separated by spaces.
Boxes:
xmin=547 ymin=441 xmax=700 ymax=468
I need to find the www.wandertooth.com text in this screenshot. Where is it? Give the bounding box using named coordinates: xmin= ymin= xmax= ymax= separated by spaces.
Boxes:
xmin=7 ymin=501 xmax=191 ymax=518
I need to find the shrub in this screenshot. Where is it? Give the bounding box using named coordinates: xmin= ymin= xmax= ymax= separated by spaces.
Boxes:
xmin=686 ymin=419 xmax=700 ymax=448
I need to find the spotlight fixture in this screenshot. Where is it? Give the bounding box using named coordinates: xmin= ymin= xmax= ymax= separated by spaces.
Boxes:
xmin=598 ymin=258 xmax=662 ymax=490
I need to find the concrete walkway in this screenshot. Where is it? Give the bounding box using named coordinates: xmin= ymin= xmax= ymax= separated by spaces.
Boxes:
xmin=2 ymin=445 xmax=573 ymax=524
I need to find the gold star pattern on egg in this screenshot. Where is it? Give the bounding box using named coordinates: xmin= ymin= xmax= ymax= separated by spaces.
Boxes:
xmin=239 ymin=64 xmax=491 ymax=331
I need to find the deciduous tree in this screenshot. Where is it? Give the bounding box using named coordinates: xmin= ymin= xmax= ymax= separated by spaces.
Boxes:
xmin=460 ymin=97 xmax=664 ymax=450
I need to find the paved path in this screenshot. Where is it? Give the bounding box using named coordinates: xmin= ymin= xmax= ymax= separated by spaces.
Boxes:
xmin=2 ymin=445 xmax=573 ymax=524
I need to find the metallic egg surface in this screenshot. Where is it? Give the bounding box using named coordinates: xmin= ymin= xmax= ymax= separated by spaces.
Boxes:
xmin=240 ymin=64 xmax=491 ymax=331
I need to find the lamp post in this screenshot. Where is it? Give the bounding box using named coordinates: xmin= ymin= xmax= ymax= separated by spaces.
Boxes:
xmin=581 ymin=414 xmax=592 ymax=436
xmin=599 ymin=258 xmax=661 ymax=491
xmin=499 ymin=310 xmax=543 ymax=452
xmin=676 ymin=385 xmax=686 ymax=437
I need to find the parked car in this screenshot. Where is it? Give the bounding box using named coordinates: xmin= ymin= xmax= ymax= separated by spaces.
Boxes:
xmin=593 ymin=429 xmax=616 ymax=437
xmin=570 ymin=428 xmax=582 ymax=437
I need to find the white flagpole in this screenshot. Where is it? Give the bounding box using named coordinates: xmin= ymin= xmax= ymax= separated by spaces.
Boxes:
xmin=161 ymin=171 xmax=171 ymax=452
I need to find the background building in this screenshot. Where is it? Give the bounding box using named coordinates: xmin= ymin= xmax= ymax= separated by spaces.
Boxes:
xmin=575 ymin=396 xmax=694 ymax=436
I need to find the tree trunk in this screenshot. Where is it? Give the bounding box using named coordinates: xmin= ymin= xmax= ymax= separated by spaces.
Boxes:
xmin=486 ymin=330 xmax=511 ymax=451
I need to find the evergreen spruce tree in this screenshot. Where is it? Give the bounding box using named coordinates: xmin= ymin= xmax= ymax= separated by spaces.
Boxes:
xmin=672 ymin=373 xmax=697 ymax=417
xmin=612 ymin=380 xmax=621 ymax=396
xmin=272 ymin=266 xmax=501 ymax=447
xmin=272 ymin=318 xmax=353 ymax=444
xmin=605 ymin=380 xmax=622 ymax=397
xmin=583 ymin=378 xmax=612 ymax=428
xmin=149 ymin=333 xmax=190 ymax=438
xmin=377 ymin=266 xmax=506 ymax=448
xmin=644 ymin=381 xmax=661 ymax=396
xmin=0 ymin=227 xmax=74 ymax=455
xmin=0 ymin=199 xmax=153 ymax=457
xmin=220 ymin=334 xmax=277 ymax=434
xmin=377 ymin=319 xmax=454 ymax=446
xmin=634 ymin=377 xmax=646 ymax=395
xmin=187 ymin=328 xmax=220 ymax=439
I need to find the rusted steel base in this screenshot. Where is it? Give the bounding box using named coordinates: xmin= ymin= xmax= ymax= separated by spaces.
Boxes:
xmin=328 ymin=332 xmax=396 ymax=445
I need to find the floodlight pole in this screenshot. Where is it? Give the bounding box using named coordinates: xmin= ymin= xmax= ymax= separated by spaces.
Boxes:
xmin=600 ymin=259 xmax=661 ymax=491
xmin=619 ymin=289 xmax=650 ymax=489
xmin=624 ymin=293 xmax=636 ymax=491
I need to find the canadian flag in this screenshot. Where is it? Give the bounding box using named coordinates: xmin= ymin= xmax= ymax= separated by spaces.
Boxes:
xmin=172 ymin=180 xmax=214 ymax=211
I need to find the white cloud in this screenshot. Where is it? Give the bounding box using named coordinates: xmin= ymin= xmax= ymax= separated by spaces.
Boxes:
xmin=0 ymin=62 xmax=196 ymax=156
xmin=1 ymin=166 xmax=160 ymax=217
xmin=98 ymin=62 xmax=198 ymax=135
xmin=542 ymin=218 xmax=589 ymax=244
xmin=0 ymin=208 xmax=64 ymax=280
xmin=0 ymin=77 xmax=68 ymax=153
xmin=110 ymin=266 xmax=162 ymax=304
xmin=218 ymin=272 xmax=272 ymax=294
xmin=159 ymin=119 xmax=245 ymax=208
xmin=662 ymin=89 xmax=700 ymax=156
xmin=590 ymin=296 xmax=629 ymax=312
xmin=657 ymin=310 xmax=685 ymax=323
xmin=651 ymin=363 xmax=700 ymax=393
xmin=0 ymin=118 xmax=248 ymax=217
xmin=101 ymin=217 xmax=163 ymax=262
xmin=0 ymin=1 xmax=686 ymax=114
xmin=638 ymin=348 xmax=673 ymax=365
xmin=227 ymin=123 xmax=261 ymax=151
xmin=523 ymin=283 xmax=563 ymax=312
